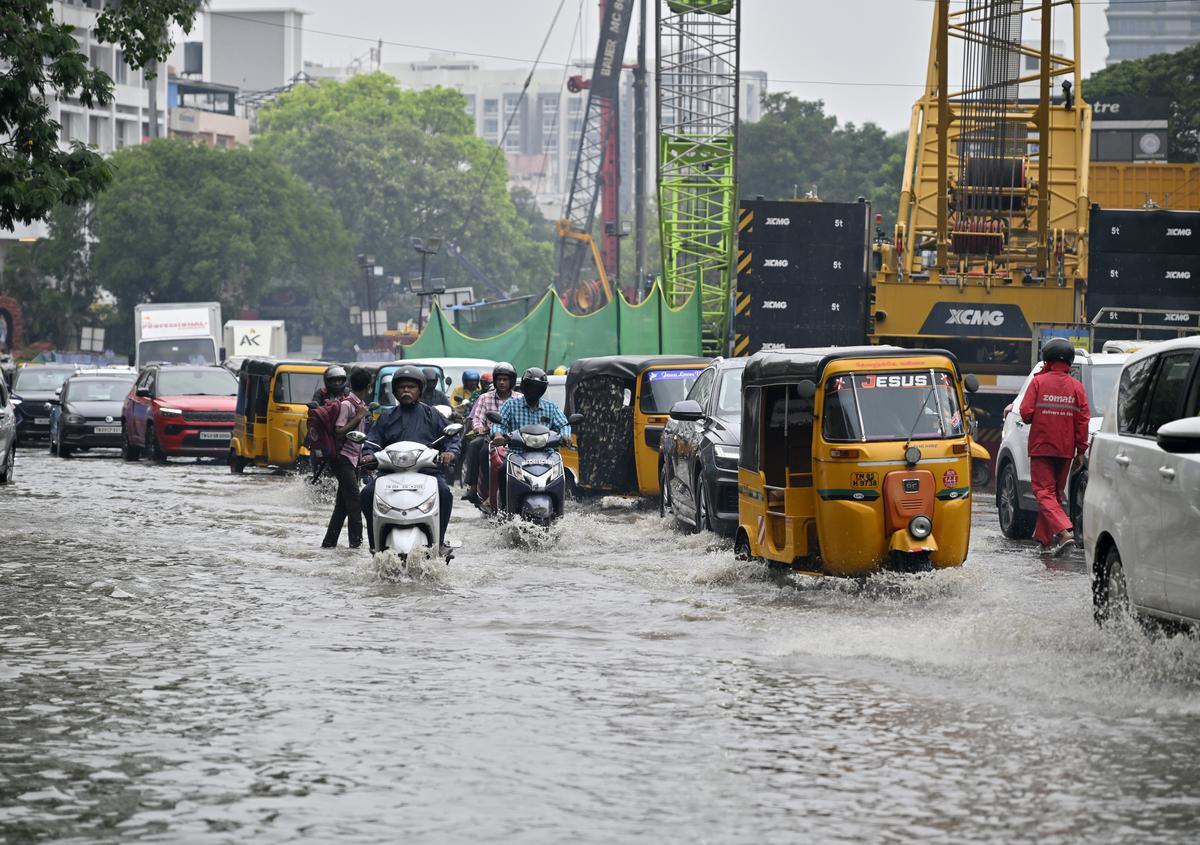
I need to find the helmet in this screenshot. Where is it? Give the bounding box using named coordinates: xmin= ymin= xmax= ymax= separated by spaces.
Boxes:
xmin=421 ymin=367 xmax=441 ymax=388
xmin=1041 ymin=337 xmax=1076 ymax=365
xmin=480 ymin=372 xmax=493 ymax=386
xmin=553 ymin=365 xmax=568 ymax=376
xmin=462 ymin=369 xmax=481 ymax=385
xmin=493 ymin=361 xmax=517 ymax=385
xmin=391 ymin=364 xmax=427 ymax=393
xmin=520 ymin=367 xmax=548 ymax=402
xmin=323 ymin=365 xmax=348 ymax=390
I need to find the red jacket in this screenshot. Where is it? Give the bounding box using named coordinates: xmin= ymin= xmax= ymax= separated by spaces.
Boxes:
xmin=1019 ymin=361 xmax=1090 ymax=458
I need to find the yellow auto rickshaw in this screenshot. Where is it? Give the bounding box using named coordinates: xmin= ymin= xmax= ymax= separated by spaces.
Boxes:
xmin=229 ymin=357 xmax=328 ymax=472
xmin=736 ymin=346 xmax=981 ymax=575
xmin=563 ymin=354 xmax=710 ymax=497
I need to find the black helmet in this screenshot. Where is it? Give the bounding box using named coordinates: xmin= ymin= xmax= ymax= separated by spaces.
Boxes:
xmin=323 ymin=365 xmax=348 ymax=390
xmin=421 ymin=366 xmax=441 ymax=388
xmin=520 ymin=367 xmax=548 ymax=402
xmin=1041 ymin=337 xmax=1076 ymax=365
xmin=391 ymin=364 xmax=427 ymax=393
xmin=493 ymin=361 xmax=518 ymax=385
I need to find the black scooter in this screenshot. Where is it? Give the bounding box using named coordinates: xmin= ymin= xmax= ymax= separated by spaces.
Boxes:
xmin=485 ymin=410 xmax=581 ymax=527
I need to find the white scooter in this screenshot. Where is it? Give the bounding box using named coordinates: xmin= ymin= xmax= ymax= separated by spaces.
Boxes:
xmin=347 ymin=421 xmax=463 ymax=561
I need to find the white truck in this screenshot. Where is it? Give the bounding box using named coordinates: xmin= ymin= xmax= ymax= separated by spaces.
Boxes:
xmin=223 ymin=320 xmax=287 ymax=359
xmin=133 ymin=302 xmax=222 ymax=370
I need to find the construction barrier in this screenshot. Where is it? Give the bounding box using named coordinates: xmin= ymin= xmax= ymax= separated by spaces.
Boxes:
xmin=401 ymin=281 xmax=702 ymax=370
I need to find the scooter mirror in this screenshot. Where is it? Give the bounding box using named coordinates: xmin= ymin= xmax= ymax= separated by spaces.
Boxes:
xmin=485 ymin=410 xmax=502 ymax=425
xmin=368 ymin=402 xmax=380 ymax=411
xmin=434 ymin=404 xmax=453 ymax=419
xmin=568 ymin=413 xmax=583 ymax=425
xmin=443 ymin=423 xmax=464 ymax=437
xmin=345 ymin=430 xmax=368 ymax=444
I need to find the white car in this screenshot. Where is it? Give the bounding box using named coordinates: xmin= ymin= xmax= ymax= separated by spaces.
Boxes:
xmin=1085 ymin=337 xmax=1200 ymax=626
xmin=994 ymin=351 xmax=1127 ymax=539
xmin=408 ymin=357 xmax=496 ymax=396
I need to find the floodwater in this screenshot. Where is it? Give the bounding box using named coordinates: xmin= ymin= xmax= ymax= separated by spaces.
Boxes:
xmin=2 ymin=450 xmax=1199 ymax=843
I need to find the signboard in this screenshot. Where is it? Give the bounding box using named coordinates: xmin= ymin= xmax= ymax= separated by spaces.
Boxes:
xmin=360 ymin=310 xmax=388 ymax=336
xmin=139 ymin=308 xmax=213 ymax=340
xmin=918 ymin=302 xmax=1032 ymax=340
xmin=79 ymin=326 xmax=105 ymax=353
xmin=590 ymin=0 xmax=635 ymax=100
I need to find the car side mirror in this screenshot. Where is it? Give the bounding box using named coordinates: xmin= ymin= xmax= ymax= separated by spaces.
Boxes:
xmin=669 ymin=399 xmax=704 ymax=422
xmin=54 ymin=387 xmax=63 ymax=397
xmin=568 ymin=413 xmax=583 ymax=425
xmin=963 ymin=373 xmax=981 ymax=394
xmin=485 ymin=410 xmax=502 ymax=424
xmin=1157 ymin=418 xmax=1200 ymax=454
xmin=136 ymin=387 xmax=151 ymax=398
xmin=795 ymin=380 xmax=816 ymax=400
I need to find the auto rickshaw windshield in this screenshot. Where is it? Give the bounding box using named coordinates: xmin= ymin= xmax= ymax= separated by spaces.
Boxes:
xmin=639 ymin=369 xmax=701 ymax=413
xmin=272 ymin=371 xmax=323 ymax=403
xmin=822 ymin=369 xmax=964 ymax=442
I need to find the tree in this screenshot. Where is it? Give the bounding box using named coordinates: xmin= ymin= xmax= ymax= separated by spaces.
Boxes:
xmin=0 ymin=0 xmax=201 ymax=229
xmin=254 ymin=74 xmax=554 ymax=303
xmin=93 ymin=140 xmax=354 ymax=351
xmin=738 ymin=94 xmax=907 ymax=228
xmin=2 ymin=202 xmax=101 ymax=348
xmin=1083 ymin=43 xmax=1200 ymax=163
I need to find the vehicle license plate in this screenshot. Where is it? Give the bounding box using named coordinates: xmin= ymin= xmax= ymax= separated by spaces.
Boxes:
xmin=35 ymin=417 xmax=50 ymax=425
xmin=200 ymin=430 xmax=231 ymax=441
xmin=95 ymin=426 xmax=121 ymax=435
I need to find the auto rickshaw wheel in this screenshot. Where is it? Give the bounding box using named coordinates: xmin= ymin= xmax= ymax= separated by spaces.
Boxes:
xmin=229 ymin=449 xmax=245 ymax=474
xmin=886 ymin=551 xmax=933 ymax=573
xmin=734 ymin=530 xmax=752 ymax=561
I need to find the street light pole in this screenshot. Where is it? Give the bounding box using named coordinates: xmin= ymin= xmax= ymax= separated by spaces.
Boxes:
xmin=417 ymin=250 xmax=429 ymax=332
xmin=410 ymin=236 xmax=443 ymax=334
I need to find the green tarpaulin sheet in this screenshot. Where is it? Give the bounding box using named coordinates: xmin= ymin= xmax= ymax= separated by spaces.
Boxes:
xmin=401 ymin=282 xmax=701 ymax=370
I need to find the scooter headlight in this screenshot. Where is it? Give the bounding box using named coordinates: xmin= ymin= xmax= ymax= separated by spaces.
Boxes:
xmin=523 ymin=432 xmax=550 ymax=450
xmin=415 ymin=492 xmax=438 ymax=514
xmin=908 ymin=515 xmax=933 ymax=540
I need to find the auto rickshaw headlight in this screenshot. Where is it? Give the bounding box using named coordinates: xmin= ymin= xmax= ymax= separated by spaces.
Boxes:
xmin=908 ymin=515 xmax=933 ymax=539
xmin=904 ymin=445 xmax=922 ymax=467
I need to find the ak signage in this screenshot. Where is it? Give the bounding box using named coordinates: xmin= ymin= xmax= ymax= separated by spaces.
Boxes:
xmin=918 ymin=302 xmax=1032 ymax=339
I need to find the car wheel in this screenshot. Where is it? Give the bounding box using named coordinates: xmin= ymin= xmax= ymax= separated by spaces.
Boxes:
xmin=659 ymin=461 xmax=670 ymax=518
xmin=0 ymin=444 xmax=14 ymax=485
xmin=697 ymin=474 xmax=714 ymax=533
xmin=58 ymin=430 xmax=72 ymax=459
xmin=1093 ymin=544 xmax=1132 ymax=626
xmin=145 ymin=425 xmax=166 ymax=463
xmin=997 ymin=462 xmax=1036 ymax=539
xmin=121 ymin=426 xmax=142 ymax=461
xmin=1070 ymin=467 xmax=1087 ymax=539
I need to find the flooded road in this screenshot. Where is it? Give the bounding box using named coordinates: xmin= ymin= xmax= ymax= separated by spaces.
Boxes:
xmin=3 ymin=449 xmax=1199 ymax=843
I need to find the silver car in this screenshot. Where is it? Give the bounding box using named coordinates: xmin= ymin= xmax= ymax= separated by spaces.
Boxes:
xmin=0 ymin=376 xmax=16 ymax=484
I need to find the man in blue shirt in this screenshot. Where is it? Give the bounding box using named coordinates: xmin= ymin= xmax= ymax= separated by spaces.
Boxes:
xmin=491 ymin=367 xmax=571 ymax=445
xmin=360 ymin=364 xmax=461 ymax=551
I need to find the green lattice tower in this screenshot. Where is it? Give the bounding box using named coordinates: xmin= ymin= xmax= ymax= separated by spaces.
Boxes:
xmin=657 ymin=0 xmax=739 ymax=355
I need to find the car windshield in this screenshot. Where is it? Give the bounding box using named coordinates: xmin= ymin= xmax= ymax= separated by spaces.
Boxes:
xmin=157 ymin=369 xmax=237 ymax=396
xmin=273 ymin=372 xmax=324 ymax=404
xmin=715 ymin=368 xmax=744 ymax=419
xmin=640 ymin=369 xmax=701 ymax=414
xmin=822 ymin=370 xmax=964 ymax=442
xmin=70 ymin=379 xmax=131 ymax=402
xmin=1085 ymin=364 xmax=1121 ymax=419
xmin=14 ymin=368 xmax=73 ymax=392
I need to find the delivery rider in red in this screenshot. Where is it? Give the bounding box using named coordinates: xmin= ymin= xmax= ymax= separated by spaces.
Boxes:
xmin=1019 ymin=338 xmax=1090 ymax=557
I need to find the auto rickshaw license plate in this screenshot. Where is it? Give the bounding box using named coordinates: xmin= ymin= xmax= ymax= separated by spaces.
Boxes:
xmin=903 ymin=479 xmax=920 ymax=494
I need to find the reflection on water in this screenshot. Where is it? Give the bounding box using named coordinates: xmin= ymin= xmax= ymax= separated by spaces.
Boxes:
xmin=2 ymin=451 xmax=1199 ymax=843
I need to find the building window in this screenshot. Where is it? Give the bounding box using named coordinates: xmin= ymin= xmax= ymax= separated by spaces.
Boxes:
xmin=483 ymin=98 xmax=498 ymax=115
xmin=463 ymin=94 xmax=476 ymax=117
xmin=483 ymin=117 xmax=499 ymax=138
xmin=114 ymin=50 xmax=127 ymax=85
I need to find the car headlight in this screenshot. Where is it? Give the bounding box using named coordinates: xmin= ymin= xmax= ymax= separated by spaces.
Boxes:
xmin=159 ymin=407 xmax=183 ymax=417
xmin=65 ymin=414 xmax=86 ymax=425
xmin=908 ymin=515 xmax=933 ymax=539
xmin=713 ymin=444 xmax=739 ymax=469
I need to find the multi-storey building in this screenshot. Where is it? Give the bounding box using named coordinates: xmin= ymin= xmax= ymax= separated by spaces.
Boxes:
xmin=1107 ymin=0 xmax=1200 ymax=65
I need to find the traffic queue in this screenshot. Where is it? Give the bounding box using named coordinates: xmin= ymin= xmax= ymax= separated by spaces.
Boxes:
xmin=3 ymin=336 xmax=1199 ymax=630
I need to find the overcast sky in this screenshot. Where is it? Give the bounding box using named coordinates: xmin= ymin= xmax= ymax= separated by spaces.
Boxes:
xmin=207 ymin=0 xmax=1111 ymax=132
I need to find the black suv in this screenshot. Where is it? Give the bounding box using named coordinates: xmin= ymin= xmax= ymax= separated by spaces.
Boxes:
xmin=10 ymin=364 xmax=78 ymax=443
xmin=659 ymin=358 xmax=746 ymax=535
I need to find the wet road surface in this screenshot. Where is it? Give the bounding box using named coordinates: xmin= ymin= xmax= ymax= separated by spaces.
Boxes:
xmin=3 ymin=449 xmax=1200 ymax=843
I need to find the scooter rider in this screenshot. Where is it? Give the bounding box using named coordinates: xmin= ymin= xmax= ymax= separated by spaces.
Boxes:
xmin=491 ymin=367 xmax=571 ymax=446
xmin=360 ymin=364 xmax=461 ymax=552
xmin=1019 ymin=337 xmax=1090 ymax=557
xmin=450 ymin=369 xmax=481 ymax=410
xmin=462 ymin=362 xmax=520 ymax=505
xmin=421 ymin=366 xmax=451 ymax=408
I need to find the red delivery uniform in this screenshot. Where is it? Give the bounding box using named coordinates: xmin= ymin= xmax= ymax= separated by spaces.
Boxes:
xmin=1019 ymin=349 xmax=1090 ymax=550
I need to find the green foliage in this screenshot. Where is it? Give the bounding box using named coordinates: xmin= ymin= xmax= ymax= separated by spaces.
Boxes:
xmin=0 ymin=0 xmax=201 ymax=228
xmin=3 ymin=203 xmax=102 ymax=347
xmin=739 ymin=94 xmax=907 ymax=228
xmin=93 ymin=140 xmax=354 ymax=351
xmin=1083 ymin=43 xmax=1200 ymax=163
xmin=255 ymin=74 xmax=554 ymax=301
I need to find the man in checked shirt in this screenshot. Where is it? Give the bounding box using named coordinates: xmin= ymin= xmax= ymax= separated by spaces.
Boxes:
xmin=461 ymin=361 xmax=520 ymax=505
xmin=491 ymin=367 xmax=572 ymax=445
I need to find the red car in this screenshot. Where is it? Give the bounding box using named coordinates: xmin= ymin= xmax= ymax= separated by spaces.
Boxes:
xmin=122 ymin=364 xmax=238 ymax=461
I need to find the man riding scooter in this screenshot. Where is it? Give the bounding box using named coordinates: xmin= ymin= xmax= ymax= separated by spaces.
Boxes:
xmin=360 ymin=365 xmax=461 ymax=553
xmin=490 ymin=368 xmax=571 ymax=510
xmin=462 ymin=362 xmax=519 ymax=506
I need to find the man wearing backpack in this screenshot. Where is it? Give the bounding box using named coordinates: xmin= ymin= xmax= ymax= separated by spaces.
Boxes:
xmin=307 ymin=365 xmax=350 ymax=482
xmin=322 ymin=367 xmax=372 ymax=548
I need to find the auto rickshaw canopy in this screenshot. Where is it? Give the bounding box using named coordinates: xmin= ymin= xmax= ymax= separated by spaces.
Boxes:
xmin=742 ymin=346 xmax=961 ymax=390
xmin=564 ymin=354 xmax=711 ymax=413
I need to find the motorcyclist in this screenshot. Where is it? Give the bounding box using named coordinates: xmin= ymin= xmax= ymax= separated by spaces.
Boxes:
xmin=491 ymin=367 xmax=571 ymax=446
xmin=360 ymin=364 xmax=461 ymax=552
xmin=462 ymin=362 xmax=519 ymax=505
xmin=450 ymin=369 xmax=481 ymax=410
xmin=308 ymin=365 xmax=349 ymax=481
xmin=1019 ymin=338 xmax=1090 ymax=557
xmin=421 ymin=366 xmax=452 ymax=407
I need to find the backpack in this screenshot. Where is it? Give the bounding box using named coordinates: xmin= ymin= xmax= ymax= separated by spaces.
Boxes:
xmin=304 ymin=398 xmax=342 ymax=456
